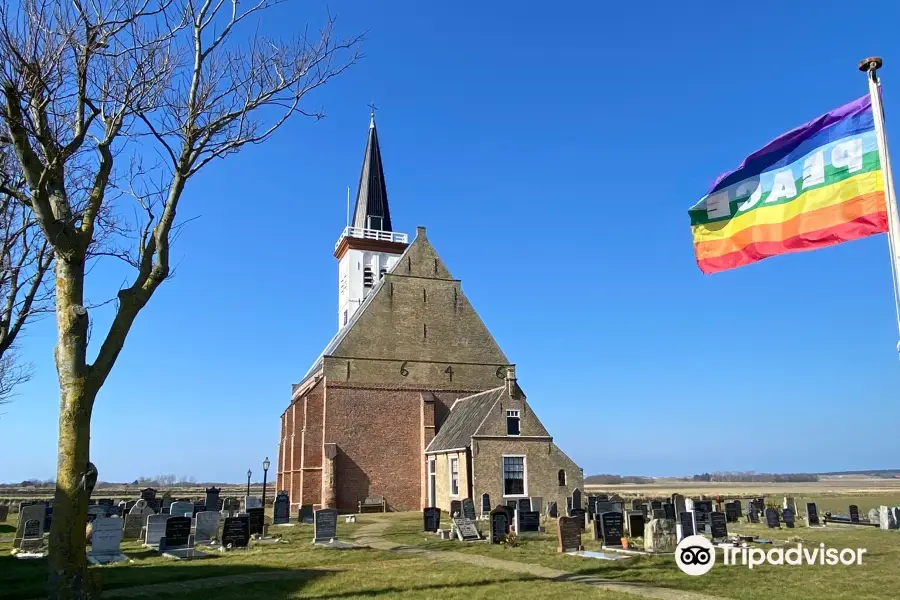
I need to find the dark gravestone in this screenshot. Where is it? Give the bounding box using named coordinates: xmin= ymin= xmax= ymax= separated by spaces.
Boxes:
xmin=695 ymin=500 xmax=713 ymax=513
xmin=783 ymin=507 xmax=795 ymax=528
xmin=596 ymin=493 xmax=609 ymax=502
xmin=557 ymin=516 xmax=582 ymax=552
xmin=247 ymin=507 xmax=265 ymax=536
xmin=765 ymin=507 xmax=779 ymax=528
xmin=694 ymin=509 xmax=709 ymax=534
xmin=571 ymin=488 xmax=582 ymax=510
xmin=146 ymin=498 xmax=162 ymax=513
xmin=44 ymin=505 xmax=53 ymax=532
xmin=639 ymin=503 xmax=648 ymax=517
xmin=161 ymin=516 xmax=191 ymax=551
xmin=462 ymin=498 xmax=476 ymax=521
xmin=610 ymin=501 xmax=624 ymax=514
xmin=423 ymin=507 xmax=441 ymax=532
xmin=652 ymin=509 xmax=665 ymax=520
xmin=140 ymin=488 xmax=157 ymax=501
xmin=709 ymin=511 xmax=728 ymax=540
xmin=806 ymin=502 xmax=820 ymax=526
xmin=663 ymin=503 xmax=676 ymax=521
xmin=502 ymin=504 xmax=515 ymax=525
xmin=679 ymin=512 xmax=694 ymax=537
xmin=596 ymin=501 xmax=614 ymax=516
xmin=192 ymin=504 xmax=206 ymax=517
xmin=650 ymin=500 xmax=662 ymax=511
xmin=221 ymin=516 xmax=250 ymax=548
xmin=481 ymin=494 xmax=491 ymax=515
xmin=314 ymin=508 xmax=338 ymax=542
xmin=205 ymin=487 xmax=221 ymax=513
xmin=224 ymin=497 xmax=241 ymax=512
xmin=453 ymin=517 xmax=480 ymax=541
xmin=849 ymin=505 xmax=860 ymax=523
xmin=733 ymin=500 xmax=742 ymax=517
xmin=569 ymin=508 xmax=586 ymax=529
xmin=517 ymin=498 xmax=530 ymax=514
xmin=725 ymin=502 xmax=739 ymax=523
xmin=450 ymin=500 xmax=462 ymax=517
xmin=489 ymin=506 xmax=510 ymax=544
xmin=628 ymin=513 xmax=645 ymax=538
xmin=518 ymin=511 xmax=540 ymax=533
xmin=547 ymin=502 xmax=558 ymax=518
xmin=631 ymin=499 xmax=643 ymax=510
xmin=299 ymin=504 xmax=314 ymax=524
xmin=273 ymin=492 xmax=290 ymax=525
xmin=748 ymin=508 xmax=760 ymax=523
xmin=600 ymin=512 xmax=624 ymax=547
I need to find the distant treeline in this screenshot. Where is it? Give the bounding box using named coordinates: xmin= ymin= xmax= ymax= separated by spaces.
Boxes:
xmin=584 ymin=474 xmax=653 ymax=485
xmin=691 ymin=472 xmax=819 ymax=483
xmin=817 ymin=469 xmax=900 ymax=478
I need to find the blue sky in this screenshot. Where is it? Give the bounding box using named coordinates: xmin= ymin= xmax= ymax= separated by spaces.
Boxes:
xmin=2 ymin=0 xmax=900 ymax=483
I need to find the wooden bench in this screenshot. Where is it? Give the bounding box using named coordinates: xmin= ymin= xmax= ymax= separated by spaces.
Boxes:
xmin=358 ymin=495 xmax=387 ymax=513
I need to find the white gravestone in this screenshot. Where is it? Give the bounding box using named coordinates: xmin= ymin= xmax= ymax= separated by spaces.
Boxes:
xmin=244 ymin=496 xmax=262 ymax=510
xmin=144 ymin=514 xmax=170 ymax=547
xmin=88 ymin=517 xmax=127 ymax=564
xmin=194 ymin=511 xmax=220 ymax=544
xmin=169 ymin=501 xmax=194 ymax=518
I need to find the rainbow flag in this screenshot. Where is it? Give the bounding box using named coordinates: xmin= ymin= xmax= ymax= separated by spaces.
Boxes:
xmin=689 ymin=95 xmax=888 ymax=274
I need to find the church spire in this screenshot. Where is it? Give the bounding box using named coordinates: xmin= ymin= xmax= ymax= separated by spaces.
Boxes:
xmin=351 ymin=109 xmax=392 ymax=232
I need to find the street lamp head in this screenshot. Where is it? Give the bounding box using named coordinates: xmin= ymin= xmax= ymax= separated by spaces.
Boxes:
xmin=263 ymin=457 xmax=271 ymax=471
xmin=247 ymin=469 xmax=252 ymax=478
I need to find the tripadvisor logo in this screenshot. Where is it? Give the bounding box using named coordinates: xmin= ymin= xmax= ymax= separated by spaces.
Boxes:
xmin=676 ymin=535 xmax=867 ymax=576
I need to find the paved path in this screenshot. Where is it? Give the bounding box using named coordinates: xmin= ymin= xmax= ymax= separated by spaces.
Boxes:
xmin=350 ymin=517 xmax=726 ymax=600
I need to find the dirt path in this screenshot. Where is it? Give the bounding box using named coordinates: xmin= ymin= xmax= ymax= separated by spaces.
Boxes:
xmin=350 ymin=517 xmax=727 ymax=600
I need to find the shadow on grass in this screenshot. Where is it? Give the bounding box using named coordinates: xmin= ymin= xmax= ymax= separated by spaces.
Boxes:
xmin=0 ymin=553 xmax=330 ymax=600
xmin=0 ymin=523 xmax=15 ymax=534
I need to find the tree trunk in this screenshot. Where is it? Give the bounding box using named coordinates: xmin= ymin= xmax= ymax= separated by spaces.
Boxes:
xmin=47 ymin=252 xmax=96 ymax=600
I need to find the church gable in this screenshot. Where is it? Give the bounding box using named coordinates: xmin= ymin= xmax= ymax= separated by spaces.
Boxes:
xmin=473 ymin=383 xmax=551 ymax=439
xmin=330 ymin=229 xmax=508 ymax=368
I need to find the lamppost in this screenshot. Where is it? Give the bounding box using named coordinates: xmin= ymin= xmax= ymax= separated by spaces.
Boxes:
xmin=262 ymin=457 xmax=270 ymax=510
xmin=246 ymin=469 xmax=252 ymax=497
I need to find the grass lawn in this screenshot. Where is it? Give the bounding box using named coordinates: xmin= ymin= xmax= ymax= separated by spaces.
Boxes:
xmin=383 ymin=512 xmax=900 ymax=600
xmin=0 ymin=513 xmax=638 ymax=600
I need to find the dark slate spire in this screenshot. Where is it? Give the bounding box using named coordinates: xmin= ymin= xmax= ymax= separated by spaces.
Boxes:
xmin=351 ymin=112 xmax=392 ymax=232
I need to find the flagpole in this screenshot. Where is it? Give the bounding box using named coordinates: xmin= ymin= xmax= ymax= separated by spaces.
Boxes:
xmin=860 ymin=57 xmax=900 ymax=353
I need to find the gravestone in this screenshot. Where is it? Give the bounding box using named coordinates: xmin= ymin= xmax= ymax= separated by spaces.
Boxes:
xmin=273 ymin=492 xmax=290 ymax=525
xmin=195 ymin=511 xmax=220 ymax=544
xmin=123 ymin=514 xmax=145 ymax=539
xmin=694 ymin=509 xmax=709 ymax=534
xmin=868 ymin=508 xmax=880 ymax=525
xmin=677 ymin=511 xmax=695 ymax=541
xmin=314 ymin=508 xmax=338 ymax=542
xmin=639 ymin=503 xmax=648 ymax=517
xmin=765 ymin=507 xmax=780 ymax=528
xmin=650 ymin=500 xmax=662 ymax=511
xmin=571 ymin=488 xmax=582 ymax=510
xmin=481 ymin=493 xmax=491 ymax=516
xmin=530 ymin=496 xmax=543 ymax=514
xmin=462 ymin=498 xmax=477 ymax=521
xmin=516 ymin=498 xmax=530 ymax=514
xmin=223 ymin=497 xmax=241 ymax=512
xmin=88 ymin=517 xmax=127 ymax=564
xmin=591 ymin=515 xmax=602 ymax=541
xmin=140 ymin=488 xmax=157 ymax=501
xmin=783 ymin=507 xmax=795 ymax=528
xmin=0 ymin=504 xmax=8 ymax=522
xmin=849 ymin=505 xmax=860 ymax=523
xmin=299 ymin=504 xmax=314 ymax=524
xmin=569 ymin=508 xmax=586 ymax=529
xmin=652 ymin=508 xmax=666 ymax=520
xmin=192 ymin=503 xmax=206 ymax=517
xmin=124 ymin=500 xmax=137 ymax=513
xmin=879 ymin=505 xmax=896 ymax=530
xmin=170 ymin=501 xmax=193 ymax=518
xmin=453 ymin=517 xmax=480 ymax=541
xmin=671 ymin=493 xmax=686 ymax=516
xmin=748 ymin=508 xmax=760 ymax=524
xmin=709 ymin=511 xmax=728 ymax=540
xmin=161 ymin=491 xmax=173 ymax=514
xmin=449 ymin=500 xmax=462 ymax=517
xmin=15 ymin=504 xmax=46 ymax=552
xmin=87 ymin=505 xmax=106 ymax=523
xmin=628 ymin=512 xmax=645 ymax=538
xmin=783 ymin=496 xmax=796 ymax=513
xmin=733 ymin=500 xmax=742 ymax=517
xmin=205 ymin=487 xmax=221 ymax=513
xmin=596 ymin=500 xmax=614 ymax=516
xmin=517 ymin=510 xmax=540 ymax=533
xmin=631 ymin=499 xmax=643 ymax=510
xmin=489 ymin=506 xmax=510 ymax=544
xmin=663 ymin=503 xmax=676 ymax=521
xmin=724 ymin=502 xmax=738 ymax=522
xmin=244 ymin=496 xmax=261 ymax=510
xmin=160 ymin=516 xmax=192 ymax=552
xmin=645 ymin=518 xmax=676 ymax=552
xmin=144 ymin=514 xmax=170 ymax=547
xmin=557 ymin=516 xmax=582 ymax=552
xmin=611 ymin=501 xmax=625 ymax=514
xmin=600 ymin=511 xmax=624 ymax=547
xmin=423 ymin=507 xmax=441 ymax=532
xmin=547 ymin=502 xmax=558 ymax=518
xmin=146 ymin=498 xmax=163 ymax=513
xmin=247 ymin=507 xmax=265 ymax=536
xmin=221 ymin=516 xmax=250 ymax=549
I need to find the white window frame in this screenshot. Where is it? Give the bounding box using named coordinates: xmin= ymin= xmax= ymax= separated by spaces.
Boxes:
xmin=506 ymin=409 xmax=521 ymax=436
xmin=428 ymin=457 xmax=436 ymax=507
xmin=449 ymin=456 xmax=460 ymax=498
xmin=501 ymin=454 xmax=527 ymax=498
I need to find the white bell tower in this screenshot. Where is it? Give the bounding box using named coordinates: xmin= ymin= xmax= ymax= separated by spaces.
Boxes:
xmin=334 ymin=111 xmax=408 ymax=329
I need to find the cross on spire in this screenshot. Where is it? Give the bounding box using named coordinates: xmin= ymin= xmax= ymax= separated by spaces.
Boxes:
xmin=367 ymin=101 xmax=377 ymax=128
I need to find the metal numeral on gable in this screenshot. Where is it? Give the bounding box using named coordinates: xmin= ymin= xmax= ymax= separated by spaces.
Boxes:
xmin=444 ymin=365 xmax=454 ymax=382
xmin=400 ymin=361 xmax=409 ymax=377
xmin=496 ymin=366 xmax=506 ymax=380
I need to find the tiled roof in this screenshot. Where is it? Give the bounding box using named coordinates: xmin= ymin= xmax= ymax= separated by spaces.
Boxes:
xmin=425 ymin=387 xmax=506 ymax=453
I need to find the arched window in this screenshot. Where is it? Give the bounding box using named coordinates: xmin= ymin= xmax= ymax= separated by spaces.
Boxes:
xmin=558 ymin=469 xmax=566 ymax=486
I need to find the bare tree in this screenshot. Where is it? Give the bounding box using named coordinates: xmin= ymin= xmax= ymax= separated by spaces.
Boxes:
xmin=0 ymin=1 xmax=360 ymax=597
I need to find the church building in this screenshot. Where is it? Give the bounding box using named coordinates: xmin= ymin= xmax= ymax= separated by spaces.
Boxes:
xmin=276 ymin=113 xmax=582 ymax=513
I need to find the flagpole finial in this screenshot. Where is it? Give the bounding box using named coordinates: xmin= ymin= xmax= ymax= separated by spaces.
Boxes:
xmin=859 ymin=57 xmax=883 ymax=72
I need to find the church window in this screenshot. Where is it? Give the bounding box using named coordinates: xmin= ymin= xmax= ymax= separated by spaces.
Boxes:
xmin=503 ymin=456 xmax=526 ymax=496
xmin=506 ymin=410 xmax=520 ymax=436
xmin=367 ymin=215 xmax=383 ymax=230
xmin=449 ymin=457 xmax=460 ymax=496
xmin=558 ymin=469 xmax=566 ymax=486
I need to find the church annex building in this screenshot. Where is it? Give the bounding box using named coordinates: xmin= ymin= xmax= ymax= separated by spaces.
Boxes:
xmin=276 ymin=114 xmax=582 ymax=514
